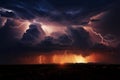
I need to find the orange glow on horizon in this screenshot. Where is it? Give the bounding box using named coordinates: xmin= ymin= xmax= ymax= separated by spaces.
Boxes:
xmin=38 ymin=52 xmax=98 ymax=64
xmin=52 ymin=54 xmax=88 ymax=64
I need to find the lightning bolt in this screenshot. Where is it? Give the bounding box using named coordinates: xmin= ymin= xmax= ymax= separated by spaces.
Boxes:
xmin=83 ymin=26 xmax=110 ymax=46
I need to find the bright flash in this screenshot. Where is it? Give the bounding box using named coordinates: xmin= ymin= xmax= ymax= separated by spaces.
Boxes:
xmin=38 ymin=54 xmax=90 ymax=64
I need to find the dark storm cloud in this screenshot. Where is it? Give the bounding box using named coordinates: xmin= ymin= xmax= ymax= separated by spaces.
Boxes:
xmin=21 ymin=23 xmax=45 ymax=45
xmin=37 ymin=34 xmax=73 ymax=51
xmin=0 ymin=18 xmax=28 ymax=49
xmin=0 ymin=0 xmax=60 ymax=19
xmin=67 ymin=26 xmax=93 ymax=49
xmin=0 ymin=0 xmax=119 ymax=49
xmin=48 ymin=0 xmax=115 ymax=7
xmin=0 ymin=0 xmax=120 ymax=64
xmin=91 ymin=4 xmax=120 ymax=36
xmin=0 ymin=19 xmax=19 ymax=48
xmin=0 ymin=0 xmax=118 ymax=24
xmin=37 ymin=26 xmax=94 ymax=51
xmin=57 ymin=34 xmax=73 ymax=46
xmin=17 ymin=25 xmax=96 ymax=52
xmin=0 ymin=8 xmax=17 ymax=18
xmin=38 ymin=36 xmax=58 ymax=51
xmin=89 ymin=2 xmax=120 ymax=46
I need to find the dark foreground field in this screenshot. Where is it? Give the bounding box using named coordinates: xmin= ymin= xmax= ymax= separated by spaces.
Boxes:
xmin=0 ymin=63 xmax=120 ymax=80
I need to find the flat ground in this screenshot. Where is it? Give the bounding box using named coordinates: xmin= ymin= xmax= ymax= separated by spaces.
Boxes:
xmin=0 ymin=63 xmax=120 ymax=80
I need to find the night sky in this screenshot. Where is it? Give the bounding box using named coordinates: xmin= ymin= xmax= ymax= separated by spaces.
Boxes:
xmin=0 ymin=0 xmax=120 ymax=64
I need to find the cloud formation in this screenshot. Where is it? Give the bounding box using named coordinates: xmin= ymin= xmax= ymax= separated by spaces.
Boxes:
xmin=0 ymin=0 xmax=119 ymax=64
xmin=21 ymin=23 xmax=45 ymax=45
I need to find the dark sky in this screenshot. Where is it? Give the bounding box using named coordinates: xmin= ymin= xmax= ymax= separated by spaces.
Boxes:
xmin=0 ymin=0 xmax=120 ymax=64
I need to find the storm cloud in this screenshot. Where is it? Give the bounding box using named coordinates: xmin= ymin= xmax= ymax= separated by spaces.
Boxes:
xmin=0 ymin=0 xmax=120 ymax=64
xmin=21 ymin=23 xmax=45 ymax=45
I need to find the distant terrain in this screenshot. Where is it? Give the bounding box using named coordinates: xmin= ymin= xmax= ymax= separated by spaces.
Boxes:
xmin=0 ymin=63 xmax=120 ymax=80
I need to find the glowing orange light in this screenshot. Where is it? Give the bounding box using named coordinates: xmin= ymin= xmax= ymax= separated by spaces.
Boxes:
xmin=74 ymin=55 xmax=87 ymax=63
xmin=39 ymin=55 xmax=46 ymax=64
xmin=52 ymin=54 xmax=87 ymax=64
xmin=38 ymin=54 xmax=87 ymax=64
xmin=38 ymin=52 xmax=98 ymax=64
